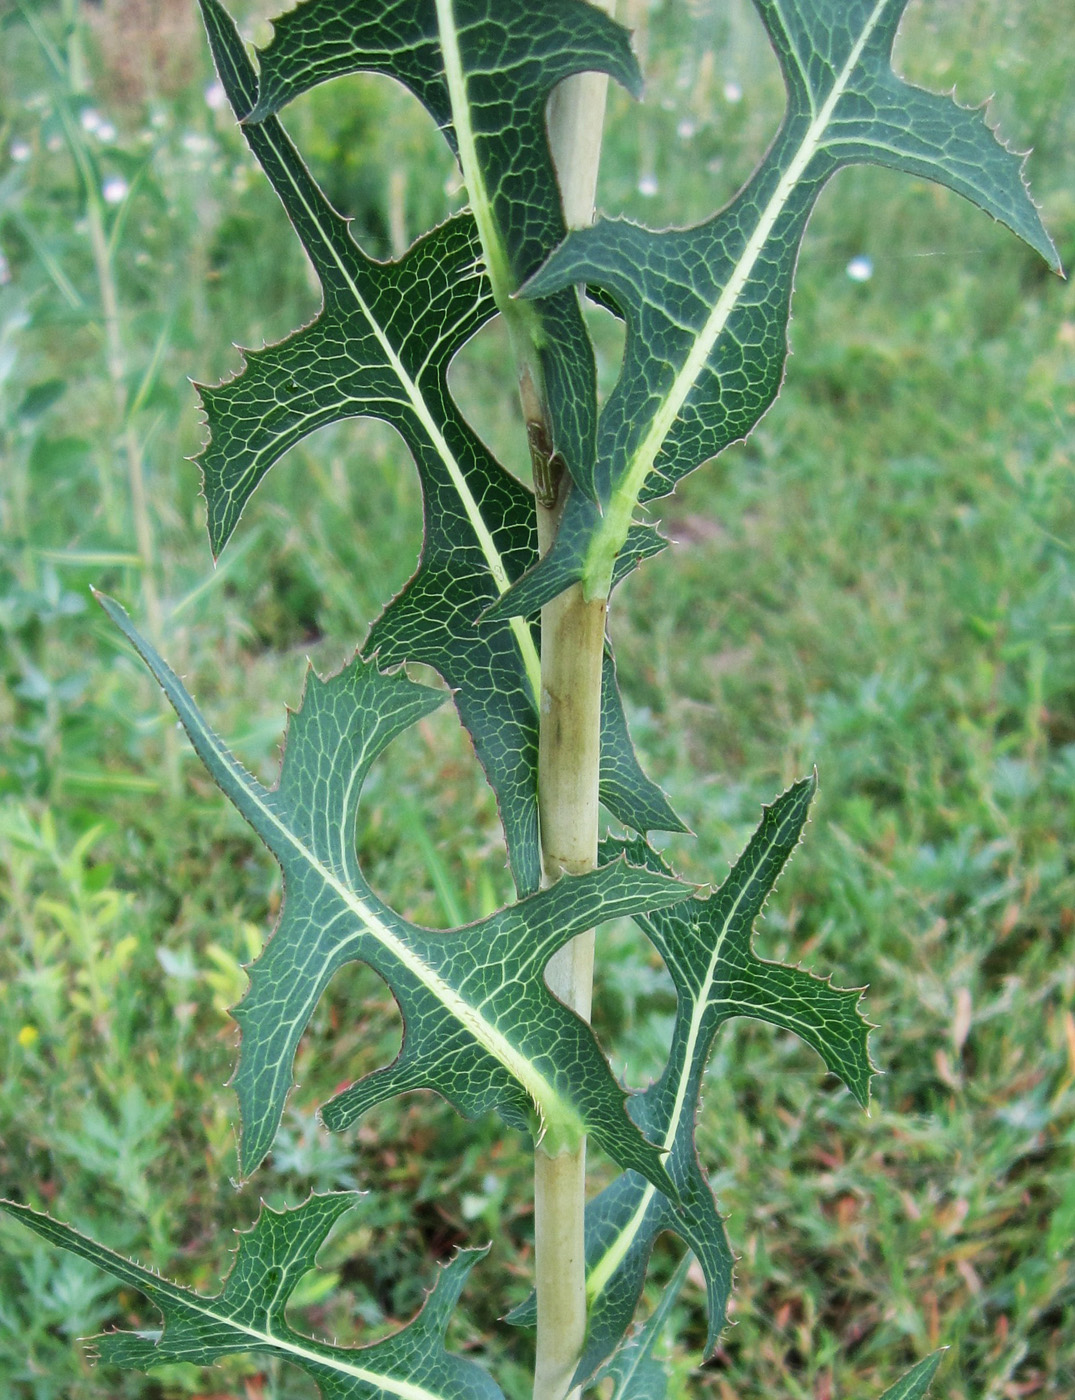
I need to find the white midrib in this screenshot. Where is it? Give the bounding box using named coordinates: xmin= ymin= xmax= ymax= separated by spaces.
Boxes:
xmin=590 ymin=0 xmax=889 ymax=592
xmin=190 ymin=707 xmax=575 ymax=1135
xmin=585 ymin=829 xmax=783 ymax=1303
xmin=132 ymin=1285 xmax=444 ymax=1400
xmin=435 ymin=0 xmax=516 ymax=308
xmin=25 ymin=1200 xmax=440 ymax=1399
xmin=434 ymin=0 xmax=553 ymax=570
xmin=263 ymin=121 xmax=542 ymax=704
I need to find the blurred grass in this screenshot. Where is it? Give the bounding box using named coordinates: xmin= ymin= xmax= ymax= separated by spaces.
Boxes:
xmin=0 ymin=0 xmax=1073 ymax=1398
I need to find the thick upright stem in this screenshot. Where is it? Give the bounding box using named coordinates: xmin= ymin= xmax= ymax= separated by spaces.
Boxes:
xmin=532 ymin=562 xmax=604 ymax=1400
xmin=532 ymin=15 xmax=616 ymax=1398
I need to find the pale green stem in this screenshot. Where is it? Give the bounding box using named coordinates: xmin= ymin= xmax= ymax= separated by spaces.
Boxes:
xmin=532 ymin=16 xmax=616 ymax=1399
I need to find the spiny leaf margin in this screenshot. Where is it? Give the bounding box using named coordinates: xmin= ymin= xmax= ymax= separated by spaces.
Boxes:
xmin=494 ymin=0 xmax=1060 ymax=618
xmin=594 ymin=1252 xmax=691 ymax=1400
xmin=195 ymin=0 xmax=683 ymax=897
xmin=510 ymin=775 xmax=875 ymax=1383
xmin=244 ymin=0 xmax=645 ymax=497
xmin=0 ymin=1194 xmax=504 ymax=1400
xmin=97 ymin=592 xmax=687 ymax=1195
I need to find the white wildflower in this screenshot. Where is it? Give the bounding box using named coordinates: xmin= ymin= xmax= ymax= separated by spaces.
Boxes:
xmin=102 ymin=175 xmax=129 ymax=205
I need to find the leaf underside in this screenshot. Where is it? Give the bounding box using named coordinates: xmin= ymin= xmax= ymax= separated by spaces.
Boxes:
xmin=0 ymin=1194 xmax=505 ymax=1400
xmin=196 ymin=0 xmax=682 ymax=900
xmin=510 ymin=777 xmax=874 ymax=1385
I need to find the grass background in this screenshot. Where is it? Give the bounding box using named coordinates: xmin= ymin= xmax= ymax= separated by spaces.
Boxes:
xmin=0 ymin=0 xmax=1073 ymax=1396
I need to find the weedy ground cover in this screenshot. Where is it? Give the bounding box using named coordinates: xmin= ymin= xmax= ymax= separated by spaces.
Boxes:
xmin=0 ymin=1 xmax=1073 ymax=1398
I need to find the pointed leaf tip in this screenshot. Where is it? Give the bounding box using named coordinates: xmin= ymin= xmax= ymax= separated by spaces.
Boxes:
xmin=565 ymin=780 xmax=873 ymax=1379
xmin=197 ymin=0 xmax=258 ymax=121
xmin=594 ymin=1253 xmax=691 ymax=1400
xmin=193 ymin=0 xmax=683 ymax=887
xmin=514 ymin=0 xmax=1061 ymax=602
xmin=106 ymin=606 xmax=685 ymax=1197
xmin=1 ymin=1196 xmax=506 ymax=1398
xmin=877 ymin=1350 xmax=947 ymax=1400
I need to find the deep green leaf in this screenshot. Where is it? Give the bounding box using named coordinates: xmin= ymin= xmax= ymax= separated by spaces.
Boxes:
xmin=594 ymin=1253 xmax=690 ymax=1400
xmin=510 ymin=777 xmax=873 ymax=1381
xmin=17 ymin=377 xmax=66 ymax=420
xmin=196 ymin=0 xmax=680 ymax=895
xmin=494 ymin=0 xmax=1060 ymax=615
xmin=599 ymin=647 xmax=685 ymax=839
xmin=0 ymin=1195 xmax=504 ymax=1400
xmin=878 ymin=1351 xmax=947 ymax=1400
xmin=247 ymin=0 xmax=644 ymax=496
xmin=98 ymin=594 xmax=686 ymax=1189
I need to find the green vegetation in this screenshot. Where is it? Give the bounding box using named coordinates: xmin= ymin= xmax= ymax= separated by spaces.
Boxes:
xmin=1 ymin=1 xmax=1072 ymax=1398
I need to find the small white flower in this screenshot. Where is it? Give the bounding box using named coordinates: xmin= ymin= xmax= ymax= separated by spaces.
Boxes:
xmin=205 ymin=80 xmax=227 ymax=110
xmin=637 ymin=173 xmax=658 ymax=197
xmin=80 ymin=107 xmax=102 ymax=133
xmin=677 ymin=118 xmax=696 ymax=140
xmin=182 ymin=132 xmax=213 ymax=156
xmin=102 ymin=175 xmax=129 ymax=205
xmin=10 ymin=141 xmax=31 ymax=163
xmin=723 ymin=81 xmax=743 ymax=103
xmin=96 ymin=121 xmax=117 ymax=143
xmin=846 ymin=255 xmax=874 ymax=283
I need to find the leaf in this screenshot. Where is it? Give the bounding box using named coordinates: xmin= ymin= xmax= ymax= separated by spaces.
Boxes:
xmin=0 ymin=1194 xmax=504 ymax=1400
xmin=509 ymin=776 xmax=874 ymax=1383
xmin=878 ymin=1351 xmax=947 ymax=1400
xmin=196 ymin=0 xmax=680 ymax=898
xmin=98 ymin=594 xmax=687 ymax=1189
xmin=493 ymin=0 xmax=1060 ymax=617
xmin=246 ymin=0 xmax=643 ymax=496
xmin=594 ymin=1253 xmax=690 ymax=1400
xmin=598 ymin=647 xmax=684 ymax=839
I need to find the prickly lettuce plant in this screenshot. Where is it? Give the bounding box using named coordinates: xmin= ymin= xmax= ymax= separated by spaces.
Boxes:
xmin=4 ymin=2 xmax=1057 ymax=1398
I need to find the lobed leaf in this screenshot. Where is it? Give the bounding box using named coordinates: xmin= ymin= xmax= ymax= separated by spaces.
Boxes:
xmin=598 ymin=647 xmax=684 ymax=839
xmin=197 ymin=0 xmax=681 ymax=897
xmin=246 ymin=0 xmax=644 ymax=497
xmin=493 ymin=0 xmax=1060 ymax=617
xmin=0 ymin=1194 xmax=504 ymax=1400
xmin=594 ymin=1253 xmax=690 ymax=1400
xmin=98 ymin=594 xmax=687 ymax=1189
xmin=510 ymin=776 xmax=874 ymax=1383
